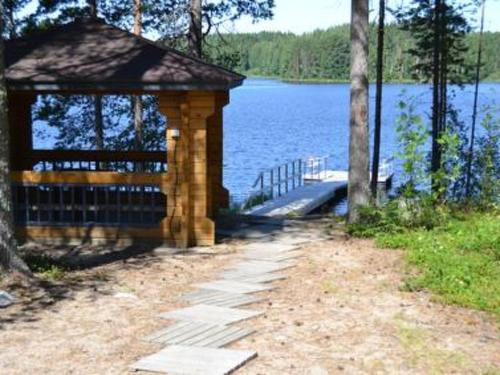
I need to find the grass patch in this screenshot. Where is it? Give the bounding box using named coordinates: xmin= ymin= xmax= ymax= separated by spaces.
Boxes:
xmin=380 ymin=212 xmax=500 ymax=316
xmin=396 ymin=320 xmax=471 ymax=373
xmin=349 ymin=207 xmax=500 ymax=316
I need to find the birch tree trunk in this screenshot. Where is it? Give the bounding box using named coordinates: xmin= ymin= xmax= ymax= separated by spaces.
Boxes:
xmin=188 ymin=0 xmax=202 ymax=58
xmin=0 ymin=5 xmax=31 ymax=275
xmin=347 ymin=0 xmax=370 ymax=223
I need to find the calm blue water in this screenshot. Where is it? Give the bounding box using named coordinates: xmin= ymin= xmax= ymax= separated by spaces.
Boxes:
xmin=224 ymin=79 xmax=499 ymax=200
xmin=32 ymin=78 xmax=499 ymax=202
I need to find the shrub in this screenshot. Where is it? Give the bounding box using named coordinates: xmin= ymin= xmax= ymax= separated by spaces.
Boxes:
xmin=23 ymin=254 xmax=67 ymax=281
xmin=347 ymin=195 xmax=450 ymax=237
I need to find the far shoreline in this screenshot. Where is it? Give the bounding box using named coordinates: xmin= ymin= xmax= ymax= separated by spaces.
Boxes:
xmin=245 ymin=75 xmax=500 ymax=85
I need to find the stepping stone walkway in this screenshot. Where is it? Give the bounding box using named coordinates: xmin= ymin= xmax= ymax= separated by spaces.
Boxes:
xmin=240 ymin=250 xmax=303 ymax=262
xmin=133 ymin=345 xmax=257 ymax=375
xmin=159 ymin=304 xmax=262 ymax=325
xmin=182 ymin=289 xmax=263 ymax=308
xmin=132 ymin=231 xmax=305 ymax=374
xmin=145 ymin=321 xmax=255 ymax=348
xmin=195 ymin=279 xmax=273 ymax=294
xmin=223 ymin=272 xmax=286 ymax=284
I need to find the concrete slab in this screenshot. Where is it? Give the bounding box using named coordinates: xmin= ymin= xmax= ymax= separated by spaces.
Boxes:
xmin=196 ymin=279 xmax=273 ymax=294
xmin=228 ymin=259 xmax=295 ymax=272
xmin=131 ymin=345 xmax=257 ymax=374
xmin=182 ymin=289 xmax=263 ymax=307
xmin=160 ymin=304 xmax=262 ymax=325
xmin=145 ymin=321 xmax=255 ymax=348
xmin=241 ymin=250 xmax=303 ymax=262
xmin=223 ymin=273 xmax=287 ymax=284
xmin=239 ymin=243 xmax=299 ymax=253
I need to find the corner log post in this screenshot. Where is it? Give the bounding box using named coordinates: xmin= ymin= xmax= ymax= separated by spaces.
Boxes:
xmin=207 ymin=92 xmax=230 ymax=213
xmin=160 ymin=91 xmax=229 ymax=247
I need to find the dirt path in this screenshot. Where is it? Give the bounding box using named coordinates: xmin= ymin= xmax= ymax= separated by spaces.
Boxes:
xmin=0 ymin=219 xmax=498 ymax=374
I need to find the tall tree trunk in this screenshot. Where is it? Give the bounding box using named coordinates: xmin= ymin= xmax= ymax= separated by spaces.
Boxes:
xmin=0 ymin=6 xmax=31 ymax=275
xmin=347 ymin=0 xmax=370 ymax=223
xmin=88 ymin=0 xmax=97 ymax=18
xmin=188 ymin=0 xmax=202 ymax=58
xmin=87 ymin=0 xmax=104 ymax=155
xmin=6 ymin=4 xmax=15 ymax=39
xmin=133 ymin=0 xmax=143 ymax=153
xmin=370 ymin=0 xmax=385 ymax=198
xmin=88 ymin=0 xmax=104 ymax=155
xmin=94 ymin=97 xmax=104 ymax=150
xmin=465 ymin=0 xmax=486 ymax=197
xmin=431 ymin=0 xmax=442 ymax=188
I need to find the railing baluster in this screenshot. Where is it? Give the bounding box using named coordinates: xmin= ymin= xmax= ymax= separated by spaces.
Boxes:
xmin=59 ymin=185 xmax=64 ymax=223
xmin=25 ymin=186 xmax=30 ymax=224
xmin=117 ymin=186 xmax=122 ymax=224
xmin=270 ymin=169 xmax=274 ymax=199
xmin=285 ymin=163 xmax=289 ymax=194
xmin=277 ymin=166 xmax=281 ymax=197
xmin=71 ymin=186 xmax=76 ymax=223
xmin=36 ymin=186 xmax=41 ymax=223
xmin=82 ymin=185 xmax=87 ymax=223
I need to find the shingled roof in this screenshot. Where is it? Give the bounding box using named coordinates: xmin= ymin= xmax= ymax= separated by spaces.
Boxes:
xmin=5 ymin=18 xmax=245 ymax=92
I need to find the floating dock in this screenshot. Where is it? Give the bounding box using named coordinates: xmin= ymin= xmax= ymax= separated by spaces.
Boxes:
xmin=245 ymin=170 xmax=392 ymax=218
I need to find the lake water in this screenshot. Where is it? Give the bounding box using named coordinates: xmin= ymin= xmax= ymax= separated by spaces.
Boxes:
xmin=224 ymin=79 xmax=499 ymax=201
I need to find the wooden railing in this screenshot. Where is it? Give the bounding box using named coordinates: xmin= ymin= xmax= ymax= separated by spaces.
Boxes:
xmin=24 ymin=150 xmax=167 ymax=173
xmin=11 ymin=171 xmax=166 ymax=228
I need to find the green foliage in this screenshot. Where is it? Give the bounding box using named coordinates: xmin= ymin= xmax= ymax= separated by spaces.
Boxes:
xmin=472 ymin=105 xmax=500 ymax=208
xmin=23 ymin=254 xmax=67 ymax=281
xmin=393 ymin=0 xmax=473 ymax=84
xmin=395 ymin=96 xmax=428 ymax=198
xmin=243 ymin=191 xmax=271 ymax=210
xmin=205 ymin=24 xmax=500 ymax=82
xmin=432 ymin=121 xmax=462 ymax=201
xmin=347 ymin=195 xmax=449 ymax=237
xmin=376 ymin=211 xmax=500 ymax=316
xmin=34 ymin=95 xmax=166 ymax=151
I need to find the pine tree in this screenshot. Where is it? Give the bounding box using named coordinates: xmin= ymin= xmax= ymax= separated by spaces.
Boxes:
xmin=370 ymin=0 xmax=385 ymax=197
xmin=0 ymin=1 xmax=31 ymax=275
xmin=133 ymin=0 xmax=143 ymax=153
xmin=188 ymin=0 xmax=202 ymax=58
xmin=465 ymin=0 xmax=486 ymax=197
xmin=348 ymin=0 xmax=370 ymax=223
xmin=394 ymin=0 xmax=472 ymax=195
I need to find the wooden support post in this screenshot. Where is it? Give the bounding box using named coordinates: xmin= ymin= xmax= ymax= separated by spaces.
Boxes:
xmin=159 ymin=90 xmax=227 ymax=247
xmin=207 ymin=91 xmax=230 ymax=214
xmin=8 ymin=92 xmax=36 ymax=170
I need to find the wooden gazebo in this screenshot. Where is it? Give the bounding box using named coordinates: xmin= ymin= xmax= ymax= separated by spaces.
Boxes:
xmin=5 ymin=18 xmax=244 ymax=247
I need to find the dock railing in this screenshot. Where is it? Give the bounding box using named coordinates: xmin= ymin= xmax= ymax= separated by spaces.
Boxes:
xmin=249 ymin=158 xmax=303 ymax=204
xmin=244 ymin=155 xmax=333 ymax=209
xmin=378 ymin=157 xmax=394 ymax=179
xmin=303 ymin=155 xmax=331 ymax=181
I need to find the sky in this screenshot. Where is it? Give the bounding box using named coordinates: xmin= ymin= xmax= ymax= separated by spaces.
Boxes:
xmin=228 ymin=0 xmax=500 ymax=34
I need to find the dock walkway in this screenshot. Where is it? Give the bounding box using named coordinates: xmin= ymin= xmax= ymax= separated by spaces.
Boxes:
xmin=245 ymin=170 xmax=392 ymax=218
xmin=245 ymin=171 xmax=349 ymax=217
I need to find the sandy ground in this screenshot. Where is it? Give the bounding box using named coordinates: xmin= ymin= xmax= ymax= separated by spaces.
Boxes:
xmin=0 ymin=220 xmax=499 ymax=374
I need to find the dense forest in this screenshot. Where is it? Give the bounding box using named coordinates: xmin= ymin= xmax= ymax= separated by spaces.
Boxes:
xmin=206 ymin=24 xmax=500 ymax=82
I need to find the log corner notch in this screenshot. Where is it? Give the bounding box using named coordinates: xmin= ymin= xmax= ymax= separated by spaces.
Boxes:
xmin=160 ymin=90 xmax=230 ymax=247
